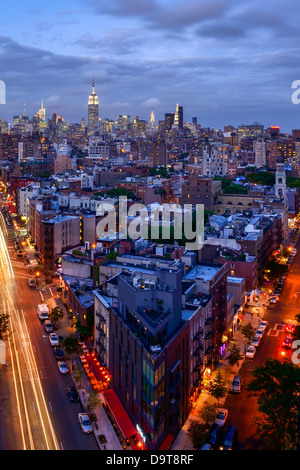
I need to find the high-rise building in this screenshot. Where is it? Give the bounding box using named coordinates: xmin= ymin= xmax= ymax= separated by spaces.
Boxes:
xmin=117 ymin=115 xmax=131 ymax=132
xmin=88 ymin=79 xmax=99 ymax=135
xmin=254 ymin=139 xmax=266 ymax=168
xmin=165 ymin=113 xmax=175 ymax=132
xmin=109 ymin=266 xmax=190 ymax=450
xmin=202 ymin=142 xmax=229 ymax=177
xmin=150 ymin=110 xmax=155 ymax=128
xmin=174 ymin=104 xmax=183 ymax=129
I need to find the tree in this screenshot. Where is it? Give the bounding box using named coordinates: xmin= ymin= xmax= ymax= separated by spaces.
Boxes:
xmin=62 ymin=334 xmax=79 ymax=354
xmin=49 ymin=306 xmax=64 ymax=328
xmin=198 ymin=402 xmax=217 ymax=426
xmin=240 ymin=322 xmax=256 ymax=344
xmin=74 ymin=367 xmax=84 ymax=388
xmin=247 ymin=358 xmax=300 ymax=449
xmin=0 ymin=313 xmax=9 ymax=340
xmin=187 ymin=419 xmax=209 ymax=449
xmin=227 ymin=341 xmax=243 ymax=369
xmin=209 ymin=370 xmax=227 ymax=406
xmin=264 ymin=259 xmax=288 ymax=280
xmin=87 ymin=390 xmax=102 ymax=413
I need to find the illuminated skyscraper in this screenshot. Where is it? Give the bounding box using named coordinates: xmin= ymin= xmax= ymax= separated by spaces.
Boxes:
xmin=150 ymin=110 xmax=155 ymax=128
xmin=174 ymin=104 xmax=183 ymax=129
xmin=88 ymin=79 xmax=99 ymax=135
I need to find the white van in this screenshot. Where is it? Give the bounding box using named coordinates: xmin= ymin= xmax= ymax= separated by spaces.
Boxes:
xmin=37 ymin=304 xmax=49 ymax=321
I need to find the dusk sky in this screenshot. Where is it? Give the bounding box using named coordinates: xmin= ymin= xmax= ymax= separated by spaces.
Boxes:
xmin=0 ymin=0 xmax=300 ymax=131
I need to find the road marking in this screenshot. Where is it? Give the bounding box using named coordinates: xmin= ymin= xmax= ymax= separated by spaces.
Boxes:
xmin=267 ymin=329 xmax=279 ymax=336
xmin=49 ymin=401 xmax=53 ymax=412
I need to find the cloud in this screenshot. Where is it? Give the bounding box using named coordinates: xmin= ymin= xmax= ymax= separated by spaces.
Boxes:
xmin=87 ymin=0 xmax=158 ymax=18
xmin=73 ymin=28 xmax=144 ymax=55
xmin=196 ymin=23 xmax=245 ymax=39
xmin=141 ymin=98 xmax=161 ymax=108
xmin=88 ymin=0 xmax=230 ymax=30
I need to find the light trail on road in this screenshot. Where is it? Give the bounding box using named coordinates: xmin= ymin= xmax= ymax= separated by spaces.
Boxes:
xmin=0 ymin=224 xmax=60 ymax=450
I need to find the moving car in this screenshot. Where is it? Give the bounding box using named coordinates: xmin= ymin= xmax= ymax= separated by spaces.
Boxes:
xmin=231 ymin=375 xmax=242 ymax=393
xmin=251 ymin=336 xmax=261 ymax=347
xmin=270 ymin=296 xmax=278 ymax=304
xmin=246 ymin=345 xmax=256 ymax=358
xmin=78 ymin=413 xmax=93 ymax=434
xmin=215 ymin=408 xmax=228 ymax=427
xmin=49 ymin=332 xmax=59 ymax=347
xmin=282 ymin=336 xmax=293 ymax=349
xmin=67 ymin=387 xmax=80 ymax=403
xmin=28 ymin=278 xmax=36 ymax=288
xmin=285 ymin=324 xmax=296 ymax=334
xmin=58 ymin=361 xmax=68 ymax=374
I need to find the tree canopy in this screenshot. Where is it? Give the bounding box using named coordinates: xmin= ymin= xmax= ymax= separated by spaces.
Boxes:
xmin=247 ymin=358 xmax=300 ymax=450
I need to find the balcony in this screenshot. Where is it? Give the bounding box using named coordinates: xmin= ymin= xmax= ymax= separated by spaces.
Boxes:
xmin=96 ymin=339 xmax=106 ymax=351
xmin=96 ymin=310 xmax=106 ymax=322
xmin=96 ymin=323 xmax=106 ymax=336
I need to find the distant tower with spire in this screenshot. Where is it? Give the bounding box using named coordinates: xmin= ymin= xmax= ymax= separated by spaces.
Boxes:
xmin=150 ymin=110 xmax=155 ymax=128
xmin=37 ymin=98 xmax=46 ymax=121
xmin=88 ymin=78 xmax=99 ymax=135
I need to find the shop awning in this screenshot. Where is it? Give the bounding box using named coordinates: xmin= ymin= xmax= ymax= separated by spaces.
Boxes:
xmin=85 ymin=354 xmax=109 ymax=382
xmin=103 ymin=389 xmax=137 ymax=439
xmin=159 ymin=433 xmax=174 ymax=450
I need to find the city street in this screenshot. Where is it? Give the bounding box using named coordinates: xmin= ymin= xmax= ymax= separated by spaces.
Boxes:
xmin=223 ymin=236 xmax=300 ymax=449
xmin=0 ymin=208 xmax=99 ymax=450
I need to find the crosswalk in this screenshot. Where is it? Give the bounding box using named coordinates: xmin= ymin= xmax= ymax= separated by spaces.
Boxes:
xmin=11 ymin=260 xmax=28 ymax=269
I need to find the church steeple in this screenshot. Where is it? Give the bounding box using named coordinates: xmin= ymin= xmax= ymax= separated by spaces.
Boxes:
xmin=275 ymin=155 xmax=286 ymax=201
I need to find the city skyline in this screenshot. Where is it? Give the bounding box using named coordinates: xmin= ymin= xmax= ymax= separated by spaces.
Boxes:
xmin=0 ymin=0 xmax=300 ymax=131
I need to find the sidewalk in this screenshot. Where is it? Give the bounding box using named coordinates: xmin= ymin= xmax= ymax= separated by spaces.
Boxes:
xmin=172 ymin=311 xmax=263 ymax=451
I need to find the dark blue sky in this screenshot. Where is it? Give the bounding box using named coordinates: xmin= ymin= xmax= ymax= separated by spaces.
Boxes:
xmin=0 ymin=0 xmax=300 ymax=131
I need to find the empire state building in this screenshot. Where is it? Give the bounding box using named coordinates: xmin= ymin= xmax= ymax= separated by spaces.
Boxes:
xmin=88 ymin=79 xmax=99 ymax=135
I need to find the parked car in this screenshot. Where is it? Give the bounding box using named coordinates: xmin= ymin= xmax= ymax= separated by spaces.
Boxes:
xmin=58 ymin=361 xmax=68 ymax=374
xmin=256 ymin=328 xmax=264 ymax=338
xmin=231 ymin=375 xmax=242 ymax=393
xmin=206 ymin=423 xmax=222 ymax=448
xmin=67 ymin=387 xmax=79 ymax=402
xmin=78 ymin=413 xmax=93 ymax=434
xmin=246 ymin=345 xmax=256 ymax=358
xmin=53 ymin=347 xmax=64 ymax=360
xmin=220 ymin=425 xmax=238 ymax=450
xmin=251 ymin=336 xmax=261 ymax=347
xmin=44 ymin=320 xmax=53 ymax=333
xmin=259 ymin=320 xmax=268 ymax=331
xmin=200 ymin=443 xmax=213 ymax=450
xmin=215 ymin=409 xmax=228 ymax=427
xmin=49 ymin=332 xmax=59 ymax=347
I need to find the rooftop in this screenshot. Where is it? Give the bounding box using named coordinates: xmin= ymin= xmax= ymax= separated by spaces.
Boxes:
xmin=184 ymin=263 xmax=223 ymax=282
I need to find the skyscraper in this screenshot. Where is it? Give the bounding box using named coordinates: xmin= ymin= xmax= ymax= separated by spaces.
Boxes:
xmin=88 ymin=79 xmax=99 ymax=135
xmin=174 ymin=104 xmax=183 ymax=129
